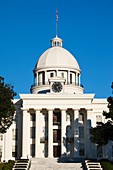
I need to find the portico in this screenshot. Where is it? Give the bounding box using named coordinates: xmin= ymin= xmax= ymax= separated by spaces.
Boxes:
xmin=20 ymin=92 xmax=95 ymax=159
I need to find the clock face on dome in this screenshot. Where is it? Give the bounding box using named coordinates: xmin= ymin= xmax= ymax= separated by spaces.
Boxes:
xmin=52 ymin=82 xmax=63 ymax=93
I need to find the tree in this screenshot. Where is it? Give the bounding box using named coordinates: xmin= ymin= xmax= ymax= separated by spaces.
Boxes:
xmin=0 ymin=76 xmax=16 ymax=133
xmin=90 ymin=82 xmax=113 ymax=146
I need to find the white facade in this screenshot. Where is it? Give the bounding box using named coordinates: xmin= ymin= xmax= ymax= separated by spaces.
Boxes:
xmin=0 ymin=35 xmax=112 ymax=162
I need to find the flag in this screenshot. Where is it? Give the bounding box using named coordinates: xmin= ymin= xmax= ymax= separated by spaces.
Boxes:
xmin=56 ymin=8 xmax=58 ymax=22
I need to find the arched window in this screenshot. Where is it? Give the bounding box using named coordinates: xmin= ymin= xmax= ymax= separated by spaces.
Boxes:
xmin=70 ymin=73 xmax=72 ymax=84
xmin=61 ymin=73 xmax=64 ymax=78
xmin=42 ymin=72 xmax=45 ymax=85
xmin=50 ymin=73 xmax=54 ymax=77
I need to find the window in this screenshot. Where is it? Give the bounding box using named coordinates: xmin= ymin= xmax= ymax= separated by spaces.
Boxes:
xmin=30 ymin=144 xmax=35 ymax=157
xmin=66 ymin=125 xmax=72 ymax=137
xmin=53 ymin=112 xmax=61 ymax=125
xmin=79 ymin=126 xmax=84 ymax=138
xmin=42 ymin=72 xmax=45 ymax=85
xmin=30 ymin=127 xmax=35 ymax=139
xmin=97 ymin=146 xmax=103 ymax=157
xmin=79 ymin=112 xmax=84 ymax=122
xmin=0 ymin=146 xmax=2 ymax=157
xmin=96 ymin=115 xmax=102 ymax=123
xmin=0 ymin=135 xmax=3 ymax=141
xmin=70 ymin=73 xmax=72 ymax=84
xmin=50 ymin=73 xmax=54 ymax=77
xmin=61 ymin=73 xmax=64 ymax=78
xmin=12 ymin=145 xmax=17 ymax=157
xmin=57 ymin=42 xmax=60 ymax=46
xmin=12 ymin=129 xmax=18 ymax=140
xmin=30 ymin=114 xmax=36 ymax=121
xmin=112 ymin=145 xmax=113 ymax=157
xmin=53 ymin=129 xmax=61 ymax=143
xmin=79 ymin=143 xmax=84 ymax=156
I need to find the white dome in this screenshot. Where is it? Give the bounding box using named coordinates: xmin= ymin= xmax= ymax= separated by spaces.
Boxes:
xmin=35 ymin=46 xmax=80 ymax=71
xmin=31 ymin=36 xmax=84 ymax=95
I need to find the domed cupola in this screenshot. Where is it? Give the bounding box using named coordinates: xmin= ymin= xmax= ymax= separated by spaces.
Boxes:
xmin=34 ymin=36 xmax=80 ymax=71
xmin=30 ymin=36 xmax=84 ymax=94
xmin=51 ymin=35 xmax=63 ymax=47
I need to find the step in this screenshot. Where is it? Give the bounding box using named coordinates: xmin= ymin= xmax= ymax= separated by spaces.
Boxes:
xmin=85 ymin=160 xmax=103 ymax=170
xmin=12 ymin=159 xmax=31 ymax=170
xmin=12 ymin=168 xmax=27 ymax=170
xmin=86 ymin=163 xmax=100 ymax=165
xmin=87 ymin=168 xmax=102 ymax=170
xmin=14 ymin=165 xmax=28 ymax=168
xmin=87 ymin=164 xmax=101 ymax=167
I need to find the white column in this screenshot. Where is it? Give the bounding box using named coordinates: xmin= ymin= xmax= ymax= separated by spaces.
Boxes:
xmin=61 ymin=109 xmax=67 ymax=156
xmin=48 ymin=109 xmax=53 ymax=157
xmin=35 ymin=110 xmax=41 ymax=157
xmin=45 ymin=71 xmax=48 ymax=85
xmin=2 ymin=133 xmax=6 ymax=162
xmin=74 ymin=109 xmax=79 ymax=157
xmin=22 ymin=110 xmax=30 ymax=159
xmin=38 ymin=72 xmax=40 ymax=85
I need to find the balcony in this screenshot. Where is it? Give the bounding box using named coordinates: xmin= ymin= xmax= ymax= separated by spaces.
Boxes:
xmin=31 ymin=82 xmax=84 ymax=89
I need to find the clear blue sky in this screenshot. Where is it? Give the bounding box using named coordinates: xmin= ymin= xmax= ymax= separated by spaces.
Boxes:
xmin=0 ymin=0 xmax=113 ymax=98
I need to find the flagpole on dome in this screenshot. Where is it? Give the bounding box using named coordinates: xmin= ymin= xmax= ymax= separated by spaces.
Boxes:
xmin=56 ymin=8 xmax=58 ymax=37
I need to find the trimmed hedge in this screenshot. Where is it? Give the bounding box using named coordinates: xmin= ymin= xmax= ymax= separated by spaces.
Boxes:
xmin=0 ymin=160 xmax=15 ymax=170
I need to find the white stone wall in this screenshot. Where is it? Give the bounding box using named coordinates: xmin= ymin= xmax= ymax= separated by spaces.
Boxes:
xmin=0 ymin=93 xmax=110 ymax=161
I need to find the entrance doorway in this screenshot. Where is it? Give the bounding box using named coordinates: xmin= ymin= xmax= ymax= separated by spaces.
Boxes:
xmin=53 ymin=146 xmax=61 ymax=157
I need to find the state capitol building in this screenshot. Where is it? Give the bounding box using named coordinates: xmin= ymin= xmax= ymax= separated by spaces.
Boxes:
xmin=0 ymin=32 xmax=112 ymax=162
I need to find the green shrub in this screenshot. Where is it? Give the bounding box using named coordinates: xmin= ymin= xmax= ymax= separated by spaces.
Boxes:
xmin=0 ymin=160 xmax=15 ymax=170
xmin=100 ymin=159 xmax=113 ymax=170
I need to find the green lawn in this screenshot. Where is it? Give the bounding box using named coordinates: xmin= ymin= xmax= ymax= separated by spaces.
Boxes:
xmin=0 ymin=160 xmax=15 ymax=170
xmin=100 ymin=159 xmax=113 ymax=170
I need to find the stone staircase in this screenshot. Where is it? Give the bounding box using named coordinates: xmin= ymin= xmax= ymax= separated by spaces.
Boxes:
xmin=30 ymin=158 xmax=83 ymax=170
xmin=85 ymin=160 xmax=103 ymax=170
xmin=12 ymin=159 xmax=31 ymax=170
